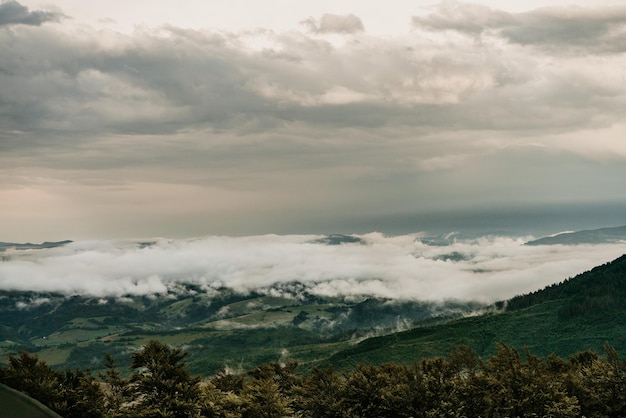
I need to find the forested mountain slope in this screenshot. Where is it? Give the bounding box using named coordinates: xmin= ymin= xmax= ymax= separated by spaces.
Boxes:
xmin=506 ymin=254 xmax=626 ymax=314
xmin=327 ymin=254 xmax=626 ymax=369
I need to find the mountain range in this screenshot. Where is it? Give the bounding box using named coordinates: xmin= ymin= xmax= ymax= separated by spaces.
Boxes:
xmin=0 ymin=241 xmax=73 ymax=253
xmin=525 ymin=225 xmax=626 ymax=245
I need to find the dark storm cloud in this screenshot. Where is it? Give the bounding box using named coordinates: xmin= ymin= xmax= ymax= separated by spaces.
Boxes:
xmin=502 ymin=7 xmax=626 ymax=53
xmin=0 ymin=17 xmax=496 ymax=146
xmin=412 ymin=2 xmax=626 ymax=53
xmin=2 ymin=4 xmax=624 ymax=155
xmin=0 ymin=0 xmax=62 ymax=26
xmin=0 ymin=26 xmax=266 ymax=143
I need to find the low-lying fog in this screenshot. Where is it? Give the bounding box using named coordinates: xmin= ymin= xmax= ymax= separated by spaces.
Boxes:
xmin=1 ymin=233 xmax=624 ymax=302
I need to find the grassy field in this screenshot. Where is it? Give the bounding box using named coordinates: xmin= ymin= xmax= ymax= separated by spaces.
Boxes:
xmin=326 ymin=298 xmax=626 ymax=370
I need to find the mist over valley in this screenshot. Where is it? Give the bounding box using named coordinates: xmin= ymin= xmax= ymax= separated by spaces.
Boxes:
xmin=2 ymin=230 xmax=625 ymax=302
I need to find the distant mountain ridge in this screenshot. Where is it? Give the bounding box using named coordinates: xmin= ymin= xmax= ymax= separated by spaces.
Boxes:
xmin=525 ymin=225 xmax=626 ymax=245
xmin=0 ymin=241 xmax=72 ymax=252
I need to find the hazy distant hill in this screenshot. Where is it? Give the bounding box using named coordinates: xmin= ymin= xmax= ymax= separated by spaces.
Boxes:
xmin=326 ymin=254 xmax=626 ymax=369
xmin=0 ymin=240 xmax=72 ymax=252
xmin=310 ymin=234 xmax=365 ymax=245
xmin=525 ymin=225 xmax=626 ymax=245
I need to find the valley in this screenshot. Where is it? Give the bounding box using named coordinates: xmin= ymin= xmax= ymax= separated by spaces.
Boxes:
xmin=1 ymin=228 xmax=626 ymax=377
xmin=0 ymin=286 xmax=480 ymax=376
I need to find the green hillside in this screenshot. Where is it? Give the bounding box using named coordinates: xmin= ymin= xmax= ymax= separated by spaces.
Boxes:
xmin=327 ymin=254 xmax=626 ymax=369
xmin=0 ymin=287 xmax=480 ymax=376
xmin=0 ymin=383 xmax=62 ymax=418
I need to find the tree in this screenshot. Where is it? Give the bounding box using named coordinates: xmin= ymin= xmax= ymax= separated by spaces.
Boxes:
xmin=60 ymin=368 xmax=105 ymax=418
xmin=241 ymin=376 xmax=291 ymax=418
xmin=0 ymin=351 xmax=64 ymax=411
xmin=210 ymin=368 xmax=244 ymax=394
xmin=0 ymin=351 xmax=105 ymax=417
xmin=482 ymin=343 xmax=580 ymax=418
xmin=199 ymin=382 xmax=245 ymax=418
xmin=99 ymin=353 xmax=129 ymax=417
xmin=570 ymin=344 xmax=626 ymax=418
xmin=127 ymin=340 xmax=202 ymax=418
xmin=297 ymin=366 xmax=346 ymax=418
xmin=420 ymin=356 xmax=465 ymax=417
xmin=341 ymin=363 xmax=417 ymax=417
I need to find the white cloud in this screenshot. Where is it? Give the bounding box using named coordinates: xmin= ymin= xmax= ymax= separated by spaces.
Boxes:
xmin=0 ymin=234 xmax=623 ymax=303
xmin=301 ymin=13 xmax=365 ymax=34
xmin=412 ymin=2 xmax=626 ymax=54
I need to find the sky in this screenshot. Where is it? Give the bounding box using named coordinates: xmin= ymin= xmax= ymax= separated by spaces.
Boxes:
xmin=2 ymin=0 xmax=626 ymax=241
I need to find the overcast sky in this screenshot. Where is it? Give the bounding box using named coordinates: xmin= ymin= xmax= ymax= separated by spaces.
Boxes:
xmin=2 ymin=0 xmax=626 ymax=241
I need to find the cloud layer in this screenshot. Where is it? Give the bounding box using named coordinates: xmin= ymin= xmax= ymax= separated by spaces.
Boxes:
xmin=1 ymin=234 xmax=624 ymax=302
xmin=0 ymin=0 xmax=62 ymax=26
xmin=412 ymin=2 xmax=626 ymax=53
xmin=2 ymin=1 xmax=626 ymax=240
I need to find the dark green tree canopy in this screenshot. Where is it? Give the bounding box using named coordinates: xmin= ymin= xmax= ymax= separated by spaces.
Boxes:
xmin=2 ymin=341 xmax=626 ymax=417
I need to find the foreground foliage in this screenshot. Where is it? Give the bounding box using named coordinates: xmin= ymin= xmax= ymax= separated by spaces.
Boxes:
xmin=2 ymin=340 xmax=626 ymax=417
